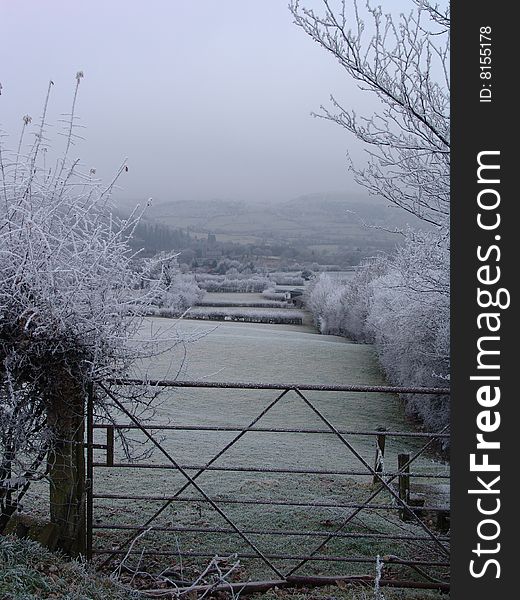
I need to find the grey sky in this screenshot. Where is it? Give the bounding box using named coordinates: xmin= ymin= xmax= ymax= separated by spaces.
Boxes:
xmin=1 ymin=0 xmax=398 ymax=206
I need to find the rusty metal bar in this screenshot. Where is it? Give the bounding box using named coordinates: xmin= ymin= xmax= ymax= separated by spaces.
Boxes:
xmin=98 ymin=383 xmax=285 ymax=578
xmin=93 ymin=523 xmax=450 ymax=542
xmin=92 ymin=422 xmax=450 ymax=439
xmin=91 ymin=461 xmax=449 ymax=479
xmin=143 ymin=576 xmax=450 ymax=597
xmin=107 ymin=378 xmax=450 ymax=395
xmin=92 ymin=492 xmax=450 ymax=512
xmin=92 ymin=548 xmax=450 ymax=567
xmin=144 ymin=580 xmax=292 ymax=598
xmin=288 ymin=576 xmax=450 ymax=591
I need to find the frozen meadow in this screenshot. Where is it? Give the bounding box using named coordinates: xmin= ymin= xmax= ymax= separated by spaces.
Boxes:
xmin=119 ymin=317 xmax=447 ymax=478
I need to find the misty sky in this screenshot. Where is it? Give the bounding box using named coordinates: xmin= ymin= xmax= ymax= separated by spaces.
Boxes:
xmin=0 ymin=0 xmax=407 ymax=206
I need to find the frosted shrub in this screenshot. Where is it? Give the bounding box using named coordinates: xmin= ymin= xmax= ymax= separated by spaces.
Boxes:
xmin=262 ymin=288 xmax=288 ymax=301
xmin=0 ymin=75 xmax=196 ymax=531
xmin=165 ymin=272 xmax=204 ymax=311
xmin=337 ymin=256 xmax=388 ymax=342
xmin=306 ymin=273 xmax=347 ymax=334
xmin=195 ymin=274 xmax=270 ymax=293
xmin=319 ymin=285 xmax=345 ymax=335
xmin=366 ymin=233 xmax=450 ymax=428
xmin=139 ymin=252 xmax=204 ymax=312
xmin=306 ymin=235 xmax=450 ymax=429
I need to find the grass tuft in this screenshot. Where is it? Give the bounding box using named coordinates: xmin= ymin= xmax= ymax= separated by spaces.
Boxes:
xmin=0 ymin=536 xmax=143 ymax=600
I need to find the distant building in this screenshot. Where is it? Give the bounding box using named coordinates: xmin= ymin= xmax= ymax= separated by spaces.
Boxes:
xmin=201 ymin=232 xmax=220 ymax=259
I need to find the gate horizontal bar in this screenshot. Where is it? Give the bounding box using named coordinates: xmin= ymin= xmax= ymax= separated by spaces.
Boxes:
xmin=143 ymin=576 xmax=450 ymax=597
xmin=92 ymin=548 xmax=450 ymax=567
xmin=92 ymin=461 xmax=449 ymax=478
xmin=92 ymin=493 xmax=449 ymax=512
xmin=93 ymin=523 xmax=450 ymax=542
xmin=107 ymin=378 xmax=450 ymax=395
xmin=91 ymin=423 xmax=450 ymax=439
xmin=285 ymin=575 xmax=450 ymax=592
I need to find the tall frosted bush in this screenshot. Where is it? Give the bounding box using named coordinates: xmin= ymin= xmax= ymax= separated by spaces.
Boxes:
xmin=0 ymin=75 xmax=197 ymax=537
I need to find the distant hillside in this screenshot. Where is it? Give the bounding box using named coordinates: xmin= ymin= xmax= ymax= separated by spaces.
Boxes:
xmin=117 ymin=192 xmax=430 ymax=265
xmin=140 ymin=193 xmax=424 ymax=239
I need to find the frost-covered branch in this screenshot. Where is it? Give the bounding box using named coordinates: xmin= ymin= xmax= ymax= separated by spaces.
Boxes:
xmin=290 ymin=0 xmax=450 ymax=228
xmin=0 ymin=76 xmax=200 ymax=520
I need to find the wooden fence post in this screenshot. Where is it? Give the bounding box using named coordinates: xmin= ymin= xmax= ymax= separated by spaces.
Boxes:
xmin=86 ymin=383 xmax=94 ymax=562
xmin=373 ymin=428 xmax=387 ymax=483
xmin=47 ymin=376 xmax=87 ymax=557
xmin=398 ymin=453 xmax=410 ymax=521
xmin=106 ymin=426 xmax=115 ymax=467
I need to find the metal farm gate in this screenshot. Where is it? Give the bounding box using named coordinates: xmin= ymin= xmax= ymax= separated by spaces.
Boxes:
xmin=86 ymin=380 xmax=450 ymax=595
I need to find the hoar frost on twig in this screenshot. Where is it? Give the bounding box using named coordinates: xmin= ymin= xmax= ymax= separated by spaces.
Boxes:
xmin=0 ymin=74 xmax=200 ymax=517
xmin=293 ymin=1 xmax=450 ymax=431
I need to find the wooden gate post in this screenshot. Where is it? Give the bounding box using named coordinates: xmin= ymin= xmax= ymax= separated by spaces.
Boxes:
xmin=47 ymin=376 xmax=87 ymax=557
xmin=86 ymin=382 xmax=94 ymax=561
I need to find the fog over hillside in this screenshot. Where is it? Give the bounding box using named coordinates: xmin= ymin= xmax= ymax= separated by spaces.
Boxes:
xmin=117 ymin=191 xmax=429 ymax=265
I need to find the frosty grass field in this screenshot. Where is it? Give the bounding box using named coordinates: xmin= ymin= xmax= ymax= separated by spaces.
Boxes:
xmin=86 ymin=313 xmax=449 ymax=579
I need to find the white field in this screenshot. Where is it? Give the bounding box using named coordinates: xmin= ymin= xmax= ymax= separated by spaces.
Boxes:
xmin=101 ymin=318 xmax=447 ymax=479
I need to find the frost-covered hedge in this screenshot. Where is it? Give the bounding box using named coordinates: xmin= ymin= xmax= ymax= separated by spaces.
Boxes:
xmin=269 ymin=273 xmax=305 ymax=286
xmin=186 ymin=307 xmax=304 ymax=325
xmin=306 ymin=233 xmax=450 ymax=432
xmin=144 ymin=273 xmax=204 ymax=313
xmin=195 ymin=274 xmax=270 ymax=292
xmin=135 ymin=252 xmax=204 ymax=314
xmin=262 ymin=288 xmax=289 ymax=301
xmin=197 ymin=299 xmax=289 ymax=308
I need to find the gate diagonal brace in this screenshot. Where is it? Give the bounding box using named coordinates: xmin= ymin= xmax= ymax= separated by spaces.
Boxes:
xmin=96 ymin=383 xmax=289 ymax=577
xmin=285 ymin=388 xmax=450 ymax=577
